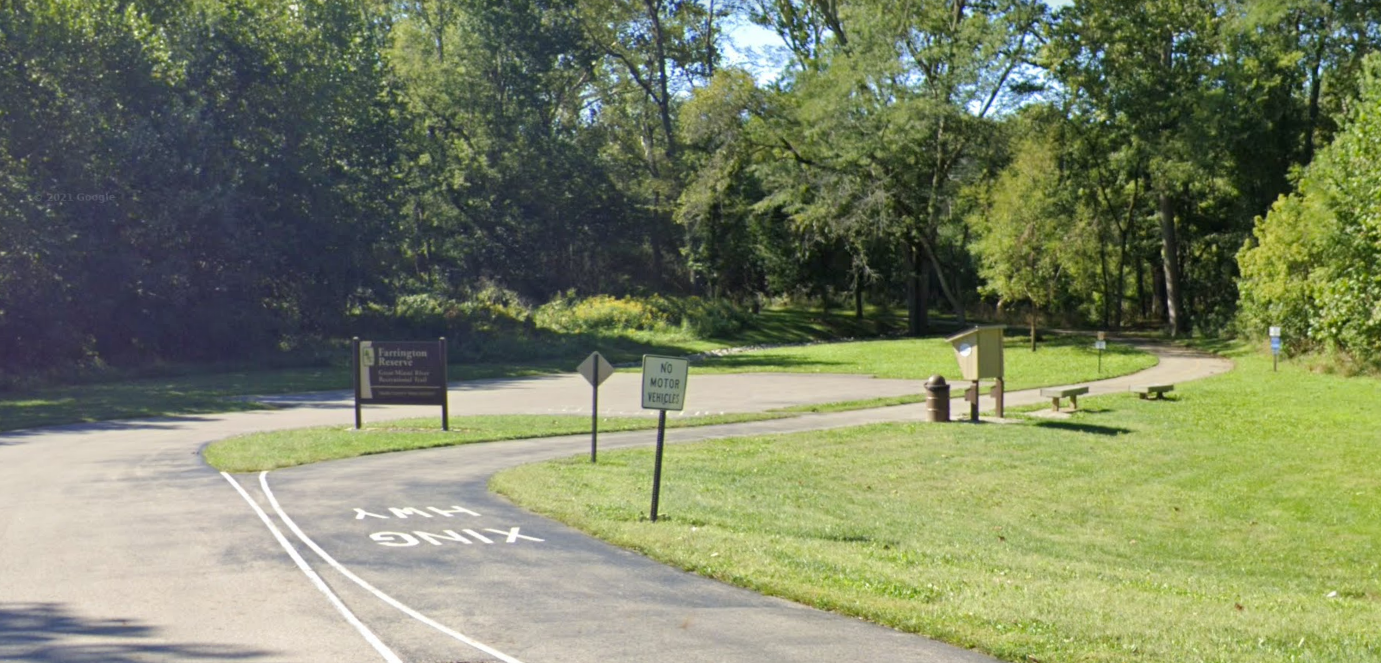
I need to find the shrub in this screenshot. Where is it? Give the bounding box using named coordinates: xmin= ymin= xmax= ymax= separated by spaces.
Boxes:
xmin=1237 ymin=54 xmax=1381 ymax=367
xmin=533 ymin=293 xmax=747 ymax=338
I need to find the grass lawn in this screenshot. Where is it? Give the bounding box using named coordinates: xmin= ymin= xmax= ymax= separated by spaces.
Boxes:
xmin=0 ymin=306 xmax=915 ymax=433
xmin=492 ymin=344 xmax=1381 ymax=663
xmin=699 ymin=332 xmax=1156 ymax=390
xmin=205 ymin=411 xmax=792 ymax=473
xmin=0 ymin=309 xmax=1145 ymax=433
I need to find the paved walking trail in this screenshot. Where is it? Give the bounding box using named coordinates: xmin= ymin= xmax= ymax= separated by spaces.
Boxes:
xmin=0 ymin=341 xmax=1231 ymax=663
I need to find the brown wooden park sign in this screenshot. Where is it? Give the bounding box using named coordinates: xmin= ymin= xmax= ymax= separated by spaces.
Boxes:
xmin=352 ymin=337 xmax=449 ymax=430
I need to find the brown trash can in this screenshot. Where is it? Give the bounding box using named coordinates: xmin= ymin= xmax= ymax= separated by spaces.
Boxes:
xmin=924 ymin=375 xmax=951 ymax=423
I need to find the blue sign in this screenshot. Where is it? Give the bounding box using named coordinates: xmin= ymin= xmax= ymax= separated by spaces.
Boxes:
xmin=1271 ymin=337 xmax=1282 ymax=353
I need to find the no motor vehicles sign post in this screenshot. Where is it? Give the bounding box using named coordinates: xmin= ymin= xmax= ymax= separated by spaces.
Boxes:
xmin=353 ymin=337 xmax=449 ymax=431
xmin=642 ymin=355 xmax=689 ymax=523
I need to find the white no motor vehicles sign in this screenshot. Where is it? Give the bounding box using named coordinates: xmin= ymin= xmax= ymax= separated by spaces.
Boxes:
xmin=641 ymin=355 xmax=689 ymax=411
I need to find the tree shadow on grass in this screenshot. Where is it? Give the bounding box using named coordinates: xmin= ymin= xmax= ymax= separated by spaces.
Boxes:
xmin=1033 ymin=421 xmax=1134 ymax=437
xmin=0 ymin=603 xmax=272 ymax=662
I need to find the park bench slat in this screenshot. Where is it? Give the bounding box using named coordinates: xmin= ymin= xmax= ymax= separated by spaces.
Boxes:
xmin=1131 ymin=384 xmax=1174 ymax=400
xmin=1039 ymin=385 xmax=1089 ymax=412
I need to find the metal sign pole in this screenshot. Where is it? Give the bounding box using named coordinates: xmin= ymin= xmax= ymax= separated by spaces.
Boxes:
xmin=439 ymin=337 xmax=449 ymax=431
xmin=650 ymin=410 xmax=667 ymax=522
xmin=591 ymin=361 xmax=599 ymax=463
xmin=1270 ymin=327 xmax=1282 ymax=372
xmin=352 ymin=337 xmax=363 ymax=430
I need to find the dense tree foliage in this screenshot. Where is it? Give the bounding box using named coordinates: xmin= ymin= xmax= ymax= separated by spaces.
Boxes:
xmin=1238 ymin=55 xmax=1381 ymax=366
xmin=3 ymin=0 xmax=1380 ymax=376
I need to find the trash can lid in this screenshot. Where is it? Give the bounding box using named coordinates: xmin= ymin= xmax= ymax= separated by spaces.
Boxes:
xmin=926 ymin=375 xmax=948 ymax=386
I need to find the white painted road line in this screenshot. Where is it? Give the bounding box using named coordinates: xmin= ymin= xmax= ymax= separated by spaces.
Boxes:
xmin=259 ymin=471 xmax=528 ymax=663
xmin=220 ymin=472 xmax=403 ymax=663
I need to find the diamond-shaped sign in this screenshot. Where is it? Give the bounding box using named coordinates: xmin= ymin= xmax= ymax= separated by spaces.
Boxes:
xmin=578 ymin=352 xmax=615 ymax=387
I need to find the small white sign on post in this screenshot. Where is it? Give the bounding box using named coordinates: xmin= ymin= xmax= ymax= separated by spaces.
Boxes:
xmin=1095 ymin=340 xmax=1108 ymax=350
xmin=1269 ymin=326 xmax=1282 ymax=338
xmin=642 ymin=355 xmax=690 ymax=523
xmin=641 ymin=355 xmax=689 ymax=411
xmin=578 ymin=352 xmax=615 ymax=387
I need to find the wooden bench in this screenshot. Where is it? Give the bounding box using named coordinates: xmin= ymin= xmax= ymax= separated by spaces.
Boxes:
xmin=1039 ymin=385 xmax=1089 ymax=412
xmin=1131 ymin=384 xmax=1174 ymax=400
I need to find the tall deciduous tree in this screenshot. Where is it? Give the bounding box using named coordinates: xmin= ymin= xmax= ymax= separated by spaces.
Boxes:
xmin=1048 ymin=0 xmax=1240 ymax=336
xmin=752 ymin=0 xmax=1046 ymax=334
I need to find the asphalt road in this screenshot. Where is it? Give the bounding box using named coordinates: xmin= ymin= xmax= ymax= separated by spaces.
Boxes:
xmin=0 ymin=343 xmax=1232 ymax=662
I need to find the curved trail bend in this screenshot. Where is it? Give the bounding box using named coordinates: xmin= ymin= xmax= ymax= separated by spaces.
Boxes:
xmin=0 ymin=342 xmax=1231 ymax=662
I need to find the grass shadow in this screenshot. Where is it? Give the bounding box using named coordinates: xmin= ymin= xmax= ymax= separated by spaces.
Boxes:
xmin=1032 ymin=421 xmax=1134 ymax=437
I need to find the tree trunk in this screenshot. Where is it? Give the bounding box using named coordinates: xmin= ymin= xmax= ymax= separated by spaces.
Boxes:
xmin=904 ymin=244 xmax=932 ymax=335
xmin=854 ymin=275 xmax=864 ymax=320
xmin=1098 ymin=223 xmax=1111 ymax=329
xmin=643 ymin=0 xmax=677 ymax=162
xmin=918 ymin=255 xmax=931 ymax=332
xmin=1152 ymin=254 xmax=1167 ymax=323
xmin=1029 ymin=306 xmax=1037 ymax=352
xmin=1136 ymin=255 xmax=1146 ymax=322
xmin=1304 ymin=28 xmax=1326 ymax=163
xmin=1114 ymin=179 xmax=1139 ymax=330
xmin=1158 ymin=193 xmax=1187 ymax=336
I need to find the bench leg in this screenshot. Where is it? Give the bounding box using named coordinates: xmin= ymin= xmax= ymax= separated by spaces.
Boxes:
xmin=1051 ymin=397 xmax=1060 ymax=412
xmin=1139 ymin=392 xmax=1148 ymax=400
xmin=1071 ymin=394 xmax=1079 ymax=410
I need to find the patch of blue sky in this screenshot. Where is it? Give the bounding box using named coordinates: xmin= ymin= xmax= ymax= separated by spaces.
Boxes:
xmin=723 ymin=0 xmax=1071 ymax=96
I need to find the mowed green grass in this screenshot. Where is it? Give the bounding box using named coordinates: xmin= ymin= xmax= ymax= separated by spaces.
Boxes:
xmin=492 ymin=346 xmax=1381 ymax=663
xmin=0 ymin=306 xmax=909 ymax=432
xmin=205 ymin=412 xmax=792 ymax=473
xmin=205 ymin=333 xmax=1156 ymax=472
xmin=699 ymin=333 xmax=1156 ymax=390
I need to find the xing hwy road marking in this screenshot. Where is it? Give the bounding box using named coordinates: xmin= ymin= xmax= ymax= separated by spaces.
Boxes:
xmin=220 ymin=472 xmax=402 ymax=663
xmin=257 ymin=472 xmax=528 ymax=663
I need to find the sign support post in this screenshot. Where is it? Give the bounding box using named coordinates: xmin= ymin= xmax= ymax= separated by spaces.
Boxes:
xmin=1270 ymin=326 xmax=1282 ymax=372
xmin=650 ymin=411 xmax=667 ymax=522
xmin=993 ymin=377 xmax=1004 ymax=418
xmin=592 ymin=361 xmax=599 ymax=462
xmin=1096 ymin=332 xmax=1107 ymax=374
xmin=439 ymin=338 xmax=449 ymax=431
xmin=578 ymin=352 xmax=615 ymax=463
xmin=640 ymin=355 xmax=689 ymax=523
xmin=353 ymin=337 xmax=363 ymax=430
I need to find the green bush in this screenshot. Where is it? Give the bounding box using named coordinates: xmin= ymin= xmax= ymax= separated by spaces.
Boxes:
xmin=351 ymin=288 xmax=541 ymax=360
xmin=1237 ymin=54 xmax=1381 ymax=367
xmin=349 ymin=291 xmax=747 ymax=366
xmin=533 ymin=293 xmax=747 ymax=338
